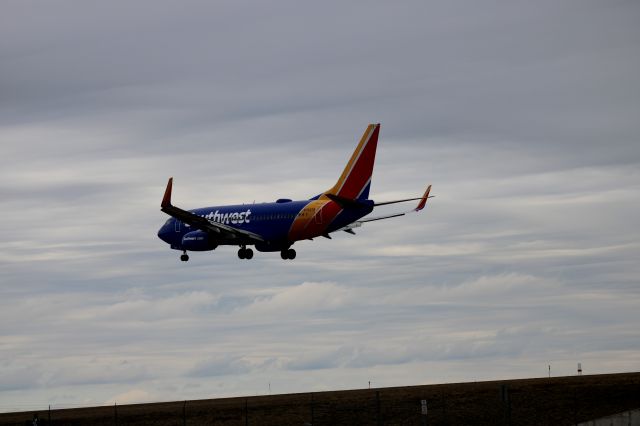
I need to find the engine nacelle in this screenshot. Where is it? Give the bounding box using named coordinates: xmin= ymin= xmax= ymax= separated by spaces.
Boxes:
xmin=181 ymin=230 xmax=217 ymax=251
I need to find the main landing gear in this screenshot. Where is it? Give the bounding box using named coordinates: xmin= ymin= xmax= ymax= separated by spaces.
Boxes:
xmin=238 ymin=246 xmax=254 ymax=260
xmin=180 ymin=251 xmax=189 ymax=262
xmin=280 ymin=248 xmax=296 ymax=260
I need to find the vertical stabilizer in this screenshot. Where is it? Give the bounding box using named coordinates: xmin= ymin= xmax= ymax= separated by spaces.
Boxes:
xmin=324 ymin=123 xmax=380 ymax=201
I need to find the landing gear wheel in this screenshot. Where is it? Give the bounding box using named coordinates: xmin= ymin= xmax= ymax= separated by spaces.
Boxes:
xmin=281 ymin=248 xmax=296 ymax=260
xmin=180 ymin=253 xmax=189 ymax=262
xmin=245 ymin=248 xmax=254 ymax=259
xmin=238 ymin=248 xmax=246 ymax=259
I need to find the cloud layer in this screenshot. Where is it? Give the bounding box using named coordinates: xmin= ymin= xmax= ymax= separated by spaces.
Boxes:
xmin=1 ymin=0 xmax=639 ymax=412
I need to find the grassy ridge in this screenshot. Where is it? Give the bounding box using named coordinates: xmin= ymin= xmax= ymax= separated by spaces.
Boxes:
xmin=1 ymin=372 xmax=639 ymax=425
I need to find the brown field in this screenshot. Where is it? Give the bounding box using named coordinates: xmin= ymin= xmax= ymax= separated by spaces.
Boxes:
xmin=1 ymin=372 xmax=639 ymax=425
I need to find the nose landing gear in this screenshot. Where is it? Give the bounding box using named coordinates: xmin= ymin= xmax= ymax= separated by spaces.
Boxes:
xmin=180 ymin=251 xmax=189 ymax=262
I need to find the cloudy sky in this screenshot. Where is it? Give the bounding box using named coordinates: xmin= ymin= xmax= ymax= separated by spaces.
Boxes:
xmin=1 ymin=0 xmax=639 ymax=412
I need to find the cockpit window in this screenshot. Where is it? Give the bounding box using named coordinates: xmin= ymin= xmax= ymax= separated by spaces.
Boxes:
xmin=164 ymin=219 xmax=172 ymax=226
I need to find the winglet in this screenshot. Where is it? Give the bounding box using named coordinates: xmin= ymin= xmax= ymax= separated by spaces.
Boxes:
xmin=415 ymin=185 xmax=432 ymax=211
xmin=161 ymin=177 xmax=173 ymax=208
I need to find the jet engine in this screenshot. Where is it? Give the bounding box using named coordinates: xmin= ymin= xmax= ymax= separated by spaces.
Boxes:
xmin=181 ymin=230 xmax=217 ymax=251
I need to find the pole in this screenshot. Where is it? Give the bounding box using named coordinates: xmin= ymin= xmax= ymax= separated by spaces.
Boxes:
xmin=114 ymin=402 xmax=118 ymax=426
xmin=376 ymin=391 xmax=381 ymax=426
xmin=183 ymin=400 xmax=186 ymax=426
xmin=48 ymin=405 xmax=51 ymax=425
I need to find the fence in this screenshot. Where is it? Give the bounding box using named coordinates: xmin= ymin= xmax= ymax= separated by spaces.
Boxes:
xmin=1 ymin=374 xmax=639 ymax=426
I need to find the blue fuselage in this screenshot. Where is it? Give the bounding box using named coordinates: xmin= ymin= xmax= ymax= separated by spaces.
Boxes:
xmin=157 ymin=199 xmax=373 ymax=252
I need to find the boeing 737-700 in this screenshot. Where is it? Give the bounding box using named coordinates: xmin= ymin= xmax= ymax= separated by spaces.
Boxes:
xmin=157 ymin=123 xmax=432 ymax=261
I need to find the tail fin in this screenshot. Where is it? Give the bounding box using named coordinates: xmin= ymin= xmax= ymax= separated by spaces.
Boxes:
xmin=324 ymin=123 xmax=380 ymax=201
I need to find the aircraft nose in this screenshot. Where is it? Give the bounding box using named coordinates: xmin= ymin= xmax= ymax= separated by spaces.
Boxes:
xmin=157 ymin=225 xmax=171 ymax=243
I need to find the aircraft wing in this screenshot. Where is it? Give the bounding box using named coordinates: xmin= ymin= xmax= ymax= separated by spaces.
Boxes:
xmin=160 ymin=178 xmax=265 ymax=243
xmin=340 ymin=185 xmax=433 ymax=234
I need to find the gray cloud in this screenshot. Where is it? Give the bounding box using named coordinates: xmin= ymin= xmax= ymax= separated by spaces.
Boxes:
xmin=188 ymin=356 xmax=258 ymax=378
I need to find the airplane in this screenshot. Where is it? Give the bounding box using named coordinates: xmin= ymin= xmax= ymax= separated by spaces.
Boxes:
xmin=157 ymin=123 xmax=432 ymax=261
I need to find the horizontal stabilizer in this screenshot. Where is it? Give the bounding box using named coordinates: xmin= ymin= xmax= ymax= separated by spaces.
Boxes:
xmin=373 ymin=185 xmax=433 ymax=209
xmin=348 ymin=185 xmax=433 ymax=225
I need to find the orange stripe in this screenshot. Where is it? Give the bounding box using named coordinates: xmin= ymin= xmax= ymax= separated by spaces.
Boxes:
xmin=288 ymin=200 xmax=342 ymax=241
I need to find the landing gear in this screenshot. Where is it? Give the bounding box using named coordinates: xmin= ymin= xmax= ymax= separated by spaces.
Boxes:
xmin=180 ymin=251 xmax=189 ymax=262
xmin=280 ymin=248 xmax=296 ymax=260
xmin=238 ymin=246 xmax=254 ymax=260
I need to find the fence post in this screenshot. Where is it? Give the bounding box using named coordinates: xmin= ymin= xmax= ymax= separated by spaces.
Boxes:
xmin=310 ymin=392 xmax=315 ymax=425
xmin=501 ymin=385 xmax=510 ymax=426
xmin=573 ymin=388 xmax=577 ymax=426
xmin=245 ymin=398 xmax=248 ymax=426
xmin=441 ymin=390 xmax=447 ymax=426
xmin=507 ymin=389 xmax=511 ymax=425
xmin=421 ymin=399 xmax=428 ymax=426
